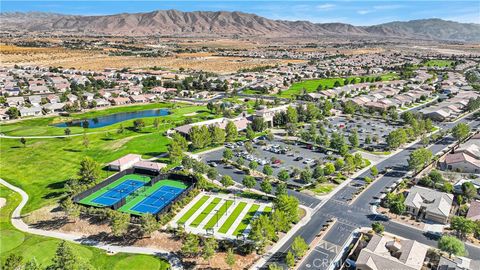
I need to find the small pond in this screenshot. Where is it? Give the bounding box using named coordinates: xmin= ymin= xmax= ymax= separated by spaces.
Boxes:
xmin=54 ymin=108 xmax=169 ymax=128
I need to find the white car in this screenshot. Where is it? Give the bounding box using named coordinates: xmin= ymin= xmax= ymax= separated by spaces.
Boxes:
xmin=303 ymin=158 xmax=314 ymax=164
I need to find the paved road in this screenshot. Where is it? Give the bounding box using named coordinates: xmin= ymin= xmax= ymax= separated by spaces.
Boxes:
xmin=262 ymin=114 xmax=480 ymax=270
xmin=0 ymin=178 xmax=183 ymax=270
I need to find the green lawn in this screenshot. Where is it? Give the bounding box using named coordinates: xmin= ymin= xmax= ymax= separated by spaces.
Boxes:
xmin=203 ymin=200 xmax=233 ymax=230
xmin=422 ymin=59 xmax=455 ymax=68
xmin=278 ymin=73 xmax=398 ymax=98
xmin=310 ymin=183 xmax=336 ymax=195
xmin=0 ymin=185 xmax=169 ymax=270
xmin=0 ymin=103 xmax=214 ymax=213
xmin=177 ymin=196 xmax=209 ymax=224
xmin=233 ymin=204 xmax=260 ymax=236
xmin=218 ymin=202 xmax=247 ymax=234
xmin=189 ymin=198 xmax=221 ymax=227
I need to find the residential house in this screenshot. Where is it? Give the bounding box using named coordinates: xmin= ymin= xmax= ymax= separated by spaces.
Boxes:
xmin=19 ymin=106 xmax=42 ymax=117
xmin=466 ymin=200 xmax=480 ymax=221
xmin=6 ymin=97 xmax=24 ymax=107
xmin=356 ymin=234 xmax=428 ymax=270
xmin=404 ymin=186 xmax=453 ymax=224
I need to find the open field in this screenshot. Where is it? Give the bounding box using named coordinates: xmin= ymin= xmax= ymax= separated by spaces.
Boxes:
xmin=422 ymin=59 xmax=455 ymax=67
xmin=0 ymin=103 xmax=214 ymax=213
xmin=0 ymin=45 xmax=303 ymax=74
xmin=0 ymin=185 xmax=170 ymax=269
xmin=278 ymin=72 xmax=399 ymax=98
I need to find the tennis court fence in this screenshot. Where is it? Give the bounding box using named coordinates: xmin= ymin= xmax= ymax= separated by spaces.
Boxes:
xmin=73 ymin=168 xmax=138 ymax=203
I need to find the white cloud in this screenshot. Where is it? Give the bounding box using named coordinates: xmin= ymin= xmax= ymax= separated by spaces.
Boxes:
xmin=357 ymin=10 xmax=370 ymax=15
xmin=316 ymin=4 xmax=336 ymax=10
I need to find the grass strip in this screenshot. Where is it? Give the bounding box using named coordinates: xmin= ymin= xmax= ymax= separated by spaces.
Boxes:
xmin=190 ymin=198 xmax=221 ymax=227
xmin=233 ymin=204 xmax=260 ymax=236
xmin=218 ymin=202 xmax=247 ymax=234
xmin=203 ymin=200 xmax=234 ymax=230
xmin=176 ymin=196 xmax=209 ymax=224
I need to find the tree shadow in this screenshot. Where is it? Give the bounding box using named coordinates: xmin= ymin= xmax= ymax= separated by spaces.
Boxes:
xmin=29 ymin=216 xmax=70 ymax=230
xmin=43 ymin=191 xmax=64 ymax=199
xmin=63 ymin=148 xmax=82 ymax=153
xmin=47 ymin=180 xmax=67 ymax=190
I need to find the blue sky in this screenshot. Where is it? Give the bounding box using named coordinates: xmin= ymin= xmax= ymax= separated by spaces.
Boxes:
xmin=1 ymin=1 xmax=479 ymax=25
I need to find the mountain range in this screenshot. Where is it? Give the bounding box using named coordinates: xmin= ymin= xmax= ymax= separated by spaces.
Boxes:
xmin=1 ymin=10 xmax=479 ymax=41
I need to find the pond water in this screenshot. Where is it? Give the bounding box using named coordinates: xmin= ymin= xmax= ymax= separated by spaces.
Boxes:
xmin=54 ymin=108 xmax=169 ymax=128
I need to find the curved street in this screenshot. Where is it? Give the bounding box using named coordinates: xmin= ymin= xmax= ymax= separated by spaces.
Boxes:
xmin=0 ymin=178 xmax=183 ymax=270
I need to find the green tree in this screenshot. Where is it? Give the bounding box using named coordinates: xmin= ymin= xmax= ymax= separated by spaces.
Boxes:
xmin=24 ymin=258 xmax=41 ymax=270
xmin=223 ymin=148 xmax=234 ymax=160
xmin=181 ymin=233 xmax=200 ymax=257
xmin=61 ymin=197 xmax=81 ymax=221
xmin=275 ymin=182 xmax=288 ymax=196
xmin=263 ymin=165 xmax=273 ymax=176
xmin=211 ymin=125 xmax=226 ymax=145
xmin=48 ymin=241 xmax=92 ymax=270
xmin=64 ymin=127 xmax=71 ymax=136
xmin=249 ymin=160 xmax=259 ymax=170
xmin=372 ymin=222 xmax=384 ymax=234
xmin=168 ymin=139 xmax=184 ymax=164
xmin=153 ymin=118 xmax=160 ymax=129
xmin=286 ymin=251 xmax=295 ymax=269
xmin=408 ymin=148 xmax=433 ymax=173
xmin=140 ymin=214 xmax=159 ymax=237
xmin=117 ymin=124 xmax=124 ymax=134
xmin=300 ymin=168 xmax=313 ymax=183
xmin=132 ymin=119 xmax=145 ymax=131
xmin=269 ymin=263 xmax=283 ymax=270
xmin=450 ymin=216 xmax=475 ymax=239
xmin=291 ymin=236 xmax=309 ymax=258
xmin=225 ymin=248 xmax=236 ymax=269
xmin=6 ymin=107 xmax=20 ymax=119
xmin=246 ymin=125 xmax=255 ymax=141
xmin=2 ymin=254 xmax=23 ymax=270
xmin=271 ymin=210 xmax=291 ymax=232
xmin=438 ymin=235 xmax=466 ymax=257
xmin=461 ymin=182 xmax=477 ymax=202
xmin=370 ymin=166 xmax=378 ymax=177
xmin=225 ymin=121 xmax=238 ymax=142
xmin=278 ymin=169 xmax=290 ymax=181
xmin=77 ymin=157 xmax=100 ymax=185
xmin=249 ymin=215 xmax=277 ymax=252
xmin=221 ymin=175 xmax=235 ymax=188
xmin=286 ymin=106 xmax=298 ymax=124
xmin=202 ymin=237 xmax=218 ymax=263
xmin=20 ymin=137 xmax=26 ymax=147
xmin=324 ymin=162 xmax=335 ymax=175
xmin=274 ymin=195 xmax=299 ymax=223
xmin=243 ymin=176 xmax=257 ymax=189
xmin=348 ymin=130 xmax=359 ymax=148
xmin=252 ymin=117 xmax=266 ymax=132
xmin=82 ymin=133 xmax=89 ymax=149
xmin=260 ymin=179 xmax=273 ymax=194
xmin=452 ymin=123 xmax=470 ymax=141
xmin=111 ymin=212 xmax=130 ymax=237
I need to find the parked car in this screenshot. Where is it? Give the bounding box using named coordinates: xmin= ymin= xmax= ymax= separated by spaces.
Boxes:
xmin=294 ymin=156 xmax=304 ymax=161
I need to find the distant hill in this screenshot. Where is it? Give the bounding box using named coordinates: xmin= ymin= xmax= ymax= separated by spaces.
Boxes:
xmin=1 ymin=10 xmax=479 ymax=41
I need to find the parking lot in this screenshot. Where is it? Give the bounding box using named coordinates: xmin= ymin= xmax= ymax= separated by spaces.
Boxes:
xmin=325 ymin=115 xmax=400 ymax=150
xmin=198 ymin=138 xmax=325 ymax=208
xmin=202 ymin=137 xmax=341 ymax=180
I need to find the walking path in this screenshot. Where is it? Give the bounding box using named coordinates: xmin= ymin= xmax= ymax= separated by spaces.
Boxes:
xmin=0 ymin=178 xmax=183 ymax=270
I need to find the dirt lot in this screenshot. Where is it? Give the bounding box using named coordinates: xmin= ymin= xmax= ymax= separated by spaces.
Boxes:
xmin=24 ymin=204 xmax=259 ymax=270
xmin=0 ymin=44 xmax=303 ymax=73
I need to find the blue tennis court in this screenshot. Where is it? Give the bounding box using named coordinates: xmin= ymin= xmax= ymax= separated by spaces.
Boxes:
xmin=131 ymin=185 xmax=185 ymax=214
xmin=92 ymin=180 xmax=145 ymax=206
